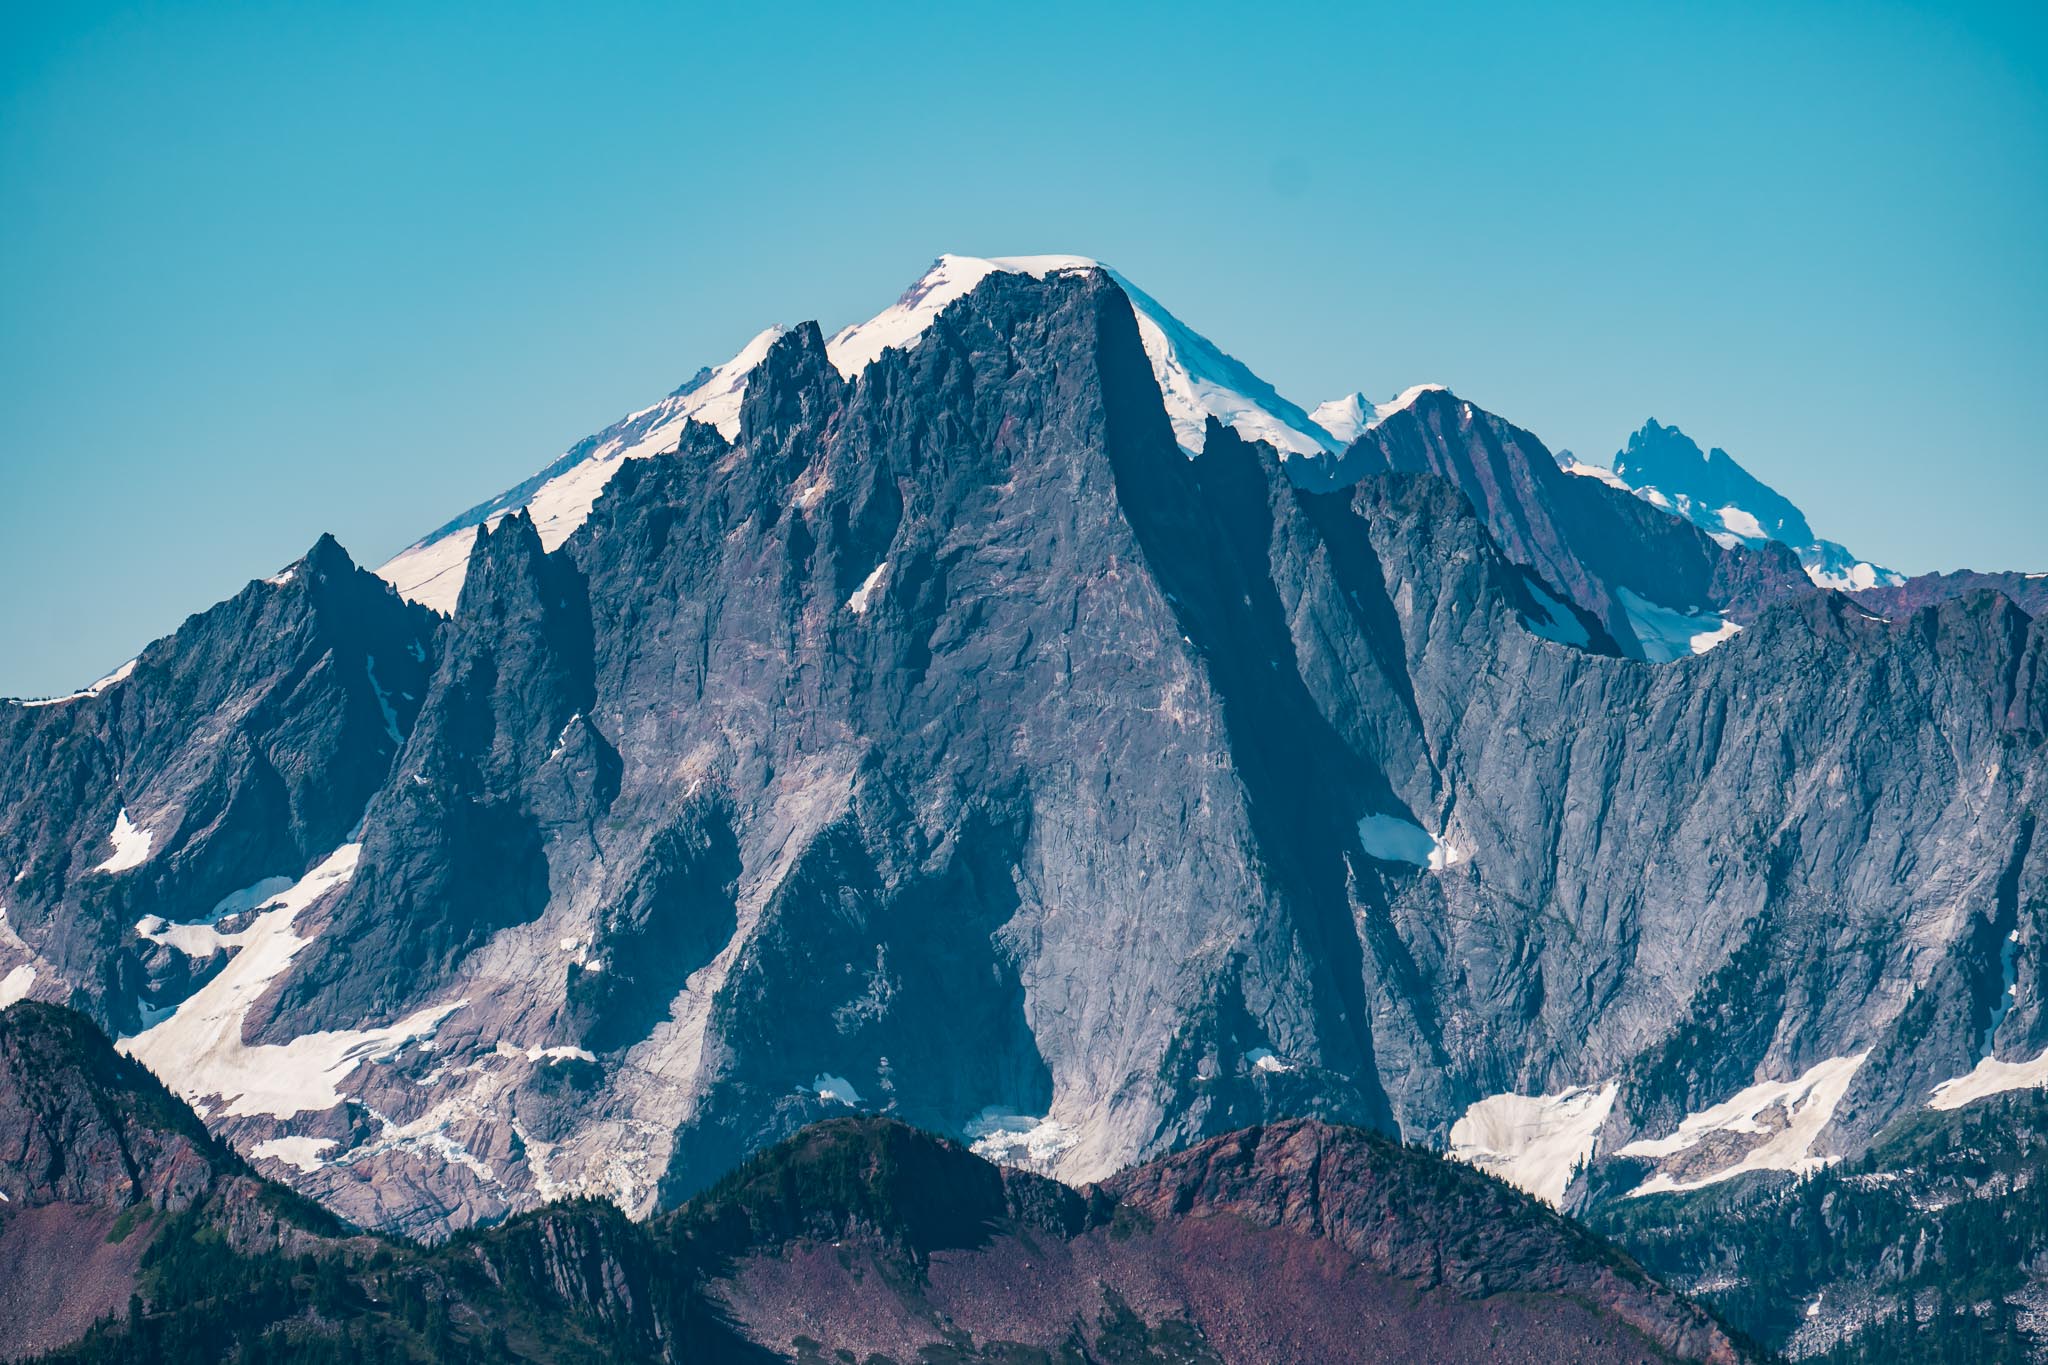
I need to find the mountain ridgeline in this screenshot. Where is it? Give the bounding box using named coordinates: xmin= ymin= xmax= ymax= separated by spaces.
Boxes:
xmin=0 ymin=257 xmax=2042 ymax=1359
xmin=0 ymin=1000 xmax=1751 ymax=1364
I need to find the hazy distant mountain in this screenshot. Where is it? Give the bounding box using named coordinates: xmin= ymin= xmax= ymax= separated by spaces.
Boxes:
xmin=1561 ymin=418 xmax=1903 ymax=592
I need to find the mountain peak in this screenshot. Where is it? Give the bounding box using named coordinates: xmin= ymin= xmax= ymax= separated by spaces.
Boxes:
xmin=374 ymin=252 xmax=1356 ymax=612
xmin=824 ymin=254 xmax=1102 ymax=380
xmin=1599 ymin=418 xmax=1902 ymax=591
xmin=1309 ymin=384 xmax=1451 ymax=446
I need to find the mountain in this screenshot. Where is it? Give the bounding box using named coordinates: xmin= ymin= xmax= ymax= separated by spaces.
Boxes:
xmin=0 ymin=534 xmax=438 ymax=1035
xmin=1322 ymin=391 xmax=1818 ymax=661
xmin=0 ymin=1001 xmax=296 ymax=1360
xmin=376 ymin=255 xmax=1343 ymax=616
xmin=1853 ymin=567 xmax=2048 ymax=620
xmin=3 ymin=1000 xmax=1753 ymax=1364
xmin=689 ymin=1114 xmax=1753 ymax=1365
xmin=0 ymin=254 xmax=2043 ymax=1363
xmin=1567 ymin=419 xmax=1903 ymax=593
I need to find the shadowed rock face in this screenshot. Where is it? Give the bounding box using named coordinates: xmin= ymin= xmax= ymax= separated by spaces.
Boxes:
xmin=0 ymin=265 xmax=2041 ymax=1243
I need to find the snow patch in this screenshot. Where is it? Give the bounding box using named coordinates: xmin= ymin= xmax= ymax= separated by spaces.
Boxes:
xmin=811 ymin=1073 xmax=863 ymax=1105
xmin=251 ymin=1135 xmax=337 ymax=1173
xmin=1620 ymin=1052 xmax=1870 ymax=1195
xmin=965 ymin=1107 xmax=1081 ymax=1172
xmin=344 ymin=1103 xmax=497 ymax=1186
xmin=1117 ymin=273 xmax=1339 ymax=459
xmin=846 ymin=561 xmax=888 ymax=615
xmin=377 ymin=325 xmax=786 ymax=614
xmin=825 ymin=254 xmax=1098 ymax=379
xmin=1309 ymin=385 xmax=1449 ymax=446
xmin=16 ymin=658 xmax=136 ymax=708
xmin=95 ymin=809 xmax=154 ymax=874
xmin=1929 ymin=1044 xmax=2048 ymax=1111
xmin=1715 ymin=505 xmax=1768 ymax=541
xmin=1806 ymin=561 xmax=1882 ymax=593
xmin=1559 ymin=457 xmax=1632 ymax=492
xmin=0 ymin=965 xmax=34 ymax=1007
xmin=547 ymin=713 xmax=582 ymax=762
xmin=1449 ymin=1082 xmax=1617 ymax=1208
xmin=1616 ymin=587 xmax=1742 ymax=662
xmin=1245 ymin=1047 xmax=1294 ymax=1074
xmin=1357 ymin=813 xmax=1465 ymax=870
xmin=204 ymin=875 xmax=298 ymax=925
xmin=122 ymin=845 xmax=466 ymax=1119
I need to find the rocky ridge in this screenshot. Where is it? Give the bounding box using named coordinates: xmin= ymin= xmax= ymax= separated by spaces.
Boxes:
xmin=0 ymin=1005 xmax=1756 ymax=1363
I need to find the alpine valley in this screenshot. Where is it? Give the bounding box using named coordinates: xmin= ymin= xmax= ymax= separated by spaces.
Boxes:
xmin=2 ymin=255 xmax=2043 ymax=1362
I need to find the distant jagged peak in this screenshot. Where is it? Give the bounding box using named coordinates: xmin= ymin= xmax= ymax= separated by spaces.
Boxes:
xmin=1575 ymin=417 xmax=1904 ymax=592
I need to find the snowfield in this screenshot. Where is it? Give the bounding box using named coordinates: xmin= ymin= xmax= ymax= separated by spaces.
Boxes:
xmin=1449 ymin=1082 xmax=1617 ymax=1207
xmin=1619 ymin=1052 xmax=1869 ymax=1196
xmin=123 ymin=845 xmax=466 ymax=1120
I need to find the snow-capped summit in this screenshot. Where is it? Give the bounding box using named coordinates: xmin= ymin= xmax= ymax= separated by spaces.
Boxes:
xmin=1309 ymin=385 xmax=1449 ymax=446
xmin=376 ymin=254 xmax=1345 ymax=612
xmin=1102 ymin=269 xmax=1340 ymax=460
xmin=1570 ymin=419 xmax=1903 ymax=592
xmin=824 ymin=254 xmax=1099 ymax=378
xmin=829 ymin=255 xmax=1341 ymax=459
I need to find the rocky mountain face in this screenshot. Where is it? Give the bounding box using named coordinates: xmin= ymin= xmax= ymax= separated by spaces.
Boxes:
xmin=1856 ymin=568 xmax=2048 ymax=620
xmin=0 ymin=536 xmax=437 ymax=1033
xmin=1329 ymin=395 xmax=1818 ymax=660
xmin=3 ymin=1008 xmax=1752 ymax=1364
xmin=0 ymin=257 xmax=2042 ymax=1312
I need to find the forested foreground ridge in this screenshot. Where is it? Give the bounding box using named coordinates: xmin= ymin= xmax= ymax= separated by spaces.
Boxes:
xmin=1 ymin=1001 xmax=1752 ymax=1364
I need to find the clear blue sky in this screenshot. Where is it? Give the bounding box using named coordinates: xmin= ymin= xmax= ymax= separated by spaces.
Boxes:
xmin=3 ymin=1 xmax=2043 ymax=697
